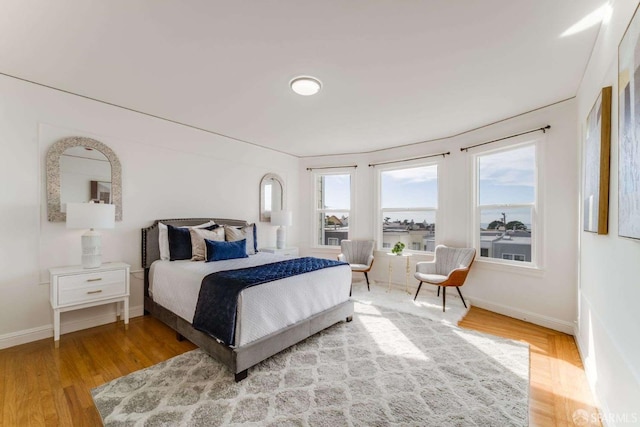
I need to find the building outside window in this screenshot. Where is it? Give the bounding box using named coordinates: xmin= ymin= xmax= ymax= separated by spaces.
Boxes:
xmin=474 ymin=142 xmax=538 ymax=265
xmin=379 ymin=163 xmax=438 ymax=253
xmin=314 ymin=172 xmax=352 ymax=246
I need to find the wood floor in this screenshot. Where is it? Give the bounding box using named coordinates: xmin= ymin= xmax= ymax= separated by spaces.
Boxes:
xmin=459 ymin=308 xmax=601 ymax=426
xmin=0 ymin=308 xmax=599 ymax=426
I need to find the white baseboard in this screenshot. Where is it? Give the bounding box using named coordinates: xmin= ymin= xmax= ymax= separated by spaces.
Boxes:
xmin=573 ymin=324 xmax=609 ymax=426
xmin=0 ymin=305 xmax=144 ymax=350
xmin=469 ymin=297 xmax=575 ymax=334
xmin=0 ymin=325 xmax=53 ymax=350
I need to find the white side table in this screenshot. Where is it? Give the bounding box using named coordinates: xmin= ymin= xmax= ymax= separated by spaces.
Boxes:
xmin=49 ymin=262 xmax=130 ymax=347
xmin=260 ymin=247 xmax=299 ymax=257
xmin=386 ymin=252 xmax=413 ymax=294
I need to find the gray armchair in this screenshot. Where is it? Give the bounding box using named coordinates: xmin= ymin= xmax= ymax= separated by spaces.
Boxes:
xmin=414 ymin=245 xmax=476 ymax=312
xmin=338 ymin=240 xmax=375 ymax=293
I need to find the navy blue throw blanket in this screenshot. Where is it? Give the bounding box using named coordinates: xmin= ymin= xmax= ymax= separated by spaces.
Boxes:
xmin=192 ymin=257 xmax=347 ymax=346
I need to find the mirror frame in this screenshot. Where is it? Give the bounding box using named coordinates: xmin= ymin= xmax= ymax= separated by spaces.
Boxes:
xmin=259 ymin=173 xmax=284 ymax=222
xmin=46 ymin=136 xmax=122 ymax=222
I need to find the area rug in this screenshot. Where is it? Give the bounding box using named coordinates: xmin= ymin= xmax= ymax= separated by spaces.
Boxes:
xmin=92 ymin=303 xmax=529 ymax=426
xmin=351 ymin=280 xmax=470 ymax=326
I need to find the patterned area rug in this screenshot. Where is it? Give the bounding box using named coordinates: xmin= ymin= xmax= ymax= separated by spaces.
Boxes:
xmin=92 ymin=303 xmax=529 ymax=426
xmin=351 ymin=280 xmax=469 ymax=326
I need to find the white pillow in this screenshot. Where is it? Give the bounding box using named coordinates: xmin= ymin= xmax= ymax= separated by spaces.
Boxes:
xmin=190 ymin=227 xmax=225 ymax=261
xmin=158 ymin=221 xmax=214 ymax=260
xmin=224 ymin=224 xmax=257 ymax=255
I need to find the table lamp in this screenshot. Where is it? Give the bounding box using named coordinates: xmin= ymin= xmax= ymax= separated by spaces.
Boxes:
xmin=271 ymin=210 xmax=292 ymax=249
xmin=66 ymin=202 xmax=115 ymax=268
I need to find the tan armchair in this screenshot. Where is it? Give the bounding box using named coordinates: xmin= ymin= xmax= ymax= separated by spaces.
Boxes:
xmin=338 ymin=240 xmax=375 ymax=294
xmin=414 ymin=245 xmax=476 ymax=312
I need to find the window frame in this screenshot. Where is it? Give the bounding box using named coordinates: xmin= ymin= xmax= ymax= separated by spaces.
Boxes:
xmin=312 ymin=169 xmax=355 ymax=248
xmin=376 ymin=160 xmax=441 ymax=254
xmin=471 ymin=139 xmax=543 ymax=268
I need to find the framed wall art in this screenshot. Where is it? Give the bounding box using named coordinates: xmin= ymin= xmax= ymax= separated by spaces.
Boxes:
xmin=583 ymin=86 xmax=611 ymax=234
xmin=619 ymin=6 xmax=640 ymax=240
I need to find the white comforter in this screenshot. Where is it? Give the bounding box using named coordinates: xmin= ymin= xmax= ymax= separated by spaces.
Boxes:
xmin=149 ymin=253 xmax=351 ymax=347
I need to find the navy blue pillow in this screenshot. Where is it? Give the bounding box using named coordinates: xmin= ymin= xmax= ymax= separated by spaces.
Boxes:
xmin=251 ymin=223 xmax=258 ymax=253
xmin=205 ymin=238 xmax=249 ymax=262
xmin=168 ymin=224 xmax=219 ymax=261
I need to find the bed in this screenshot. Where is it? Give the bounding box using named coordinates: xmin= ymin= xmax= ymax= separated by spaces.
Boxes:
xmin=142 ymin=218 xmax=354 ymax=381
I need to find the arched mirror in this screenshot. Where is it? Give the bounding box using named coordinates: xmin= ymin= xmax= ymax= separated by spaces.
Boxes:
xmin=260 ymin=173 xmax=284 ymax=222
xmin=46 ymin=136 xmax=122 ymax=222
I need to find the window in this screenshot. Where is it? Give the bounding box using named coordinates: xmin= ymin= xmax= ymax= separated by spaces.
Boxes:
xmin=501 ymin=253 xmax=526 ymax=262
xmin=314 ymin=172 xmax=352 ymax=246
xmin=379 ymin=164 xmax=438 ymax=253
xmin=475 ymin=143 xmax=537 ymax=265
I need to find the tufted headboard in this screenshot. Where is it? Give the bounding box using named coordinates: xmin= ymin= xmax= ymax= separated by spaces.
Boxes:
xmin=141 ymin=218 xmax=249 ymax=296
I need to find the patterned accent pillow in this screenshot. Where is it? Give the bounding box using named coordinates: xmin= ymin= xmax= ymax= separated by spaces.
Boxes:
xmin=190 ymin=227 xmax=224 ymax=261
xmin=205 ymin=239 xmax=248 ymax=262
xmin=225 ymin=224 xmax=257 ymax=255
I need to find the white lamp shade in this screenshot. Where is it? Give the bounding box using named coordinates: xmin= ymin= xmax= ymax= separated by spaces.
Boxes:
xmin=271 ymin=210 xmax=292 ymax=227
xmin=66 ymin=203 xmax=115 ymax=229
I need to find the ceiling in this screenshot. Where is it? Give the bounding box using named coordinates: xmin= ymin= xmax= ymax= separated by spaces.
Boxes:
xmin=0 ymin=0 xmax=606 ymax=157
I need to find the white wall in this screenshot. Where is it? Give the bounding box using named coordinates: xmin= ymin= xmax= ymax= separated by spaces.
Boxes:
xmin=575 ymin=1 xmax=640 ymax=424
xmin=0 ymin=74 xmax=299 ymax=348
xmin=300 ymin=99 xmax=579 ymax=334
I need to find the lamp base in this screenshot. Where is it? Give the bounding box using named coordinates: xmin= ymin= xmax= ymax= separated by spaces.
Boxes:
xmin=276 ymin=226 xmax=286 ymax=250
xmin=81 ymin=230 xmax=102 ymax=269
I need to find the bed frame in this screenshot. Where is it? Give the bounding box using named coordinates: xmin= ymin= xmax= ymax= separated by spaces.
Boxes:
xmin=142 ymin=218 xmax=353 ymax=382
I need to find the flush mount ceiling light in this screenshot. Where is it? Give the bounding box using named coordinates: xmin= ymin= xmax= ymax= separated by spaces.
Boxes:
xmin=290 ymin=76 xmax=322 ymax=96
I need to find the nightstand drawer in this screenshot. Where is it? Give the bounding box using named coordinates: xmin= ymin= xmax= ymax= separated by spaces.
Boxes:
xmin=58 ymin=270 xmax=126 ymax=305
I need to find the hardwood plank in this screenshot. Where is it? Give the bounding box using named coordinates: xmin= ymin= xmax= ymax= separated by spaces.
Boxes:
xmin=0 ymin=309 xmax=600 ymax=425
xmin=34 ymin=351 xmax=60 ymax=427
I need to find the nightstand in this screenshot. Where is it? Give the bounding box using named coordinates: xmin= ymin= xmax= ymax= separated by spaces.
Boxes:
xmin=260 ymin=247 xmax=299 ymax=257
xmin=49 ymin=262 xmax=130 ymax=346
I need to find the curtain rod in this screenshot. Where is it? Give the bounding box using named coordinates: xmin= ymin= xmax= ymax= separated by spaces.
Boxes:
xmin=368 ymin=151 xmax=450 ymax=167
xmin=306 ymin=165 xmax=358 ymax=171
xmin=460 ymin=125 xmax=550 ymax=152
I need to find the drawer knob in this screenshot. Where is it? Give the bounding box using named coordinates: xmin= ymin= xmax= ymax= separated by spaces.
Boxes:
xmin=87 ymin=290 xmax=103 ymax=294
xmin=86 ymin=278 xmax=102 ymax=282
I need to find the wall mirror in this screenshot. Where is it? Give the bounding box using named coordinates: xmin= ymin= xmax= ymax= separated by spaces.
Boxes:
xmin=46 ymin=136 xmax=122 ymax=222
xmin=260 ymin=173 xmax=284 ymax=222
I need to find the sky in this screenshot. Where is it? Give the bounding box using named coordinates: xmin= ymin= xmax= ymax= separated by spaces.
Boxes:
xmin=323 ymin=174 xmax=351 ymax=209
xmin=478 ymin=145 xmax=535 ymax=226
xmin=322 ymin=144 xmax=535 ymax=227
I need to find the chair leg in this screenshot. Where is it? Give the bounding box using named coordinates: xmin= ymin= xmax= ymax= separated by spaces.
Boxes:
xmin=456 ymin=287 xmax=467 ymax=308
xmin=414 ymin=281 xmax=423 ymax=301
xmin=437 ymin=286 xmax=440 ymax=297
xmin=364 ymin=272 xmax=370 ymax=291
xmin=349 ymin=283 xmax=352 ymax=297
xmin=442 ymin=287 xmax=446 ymax=312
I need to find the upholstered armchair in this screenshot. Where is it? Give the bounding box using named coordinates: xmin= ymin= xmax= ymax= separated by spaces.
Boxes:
xmin=414 ymin=245 xmax=476 ymax=312
xmin=338 ymin=240 xmax=375 ymax=293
